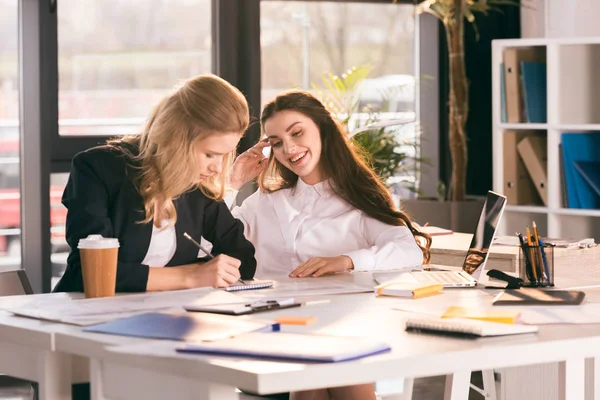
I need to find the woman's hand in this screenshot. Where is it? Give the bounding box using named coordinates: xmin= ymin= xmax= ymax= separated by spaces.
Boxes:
xmin=289 ymin=256 xmax=354 ymax=278
xmin=230 ymin=139 xmax=270 ymax=190
xmin=185 ymin=254 xmax=242 ymax=288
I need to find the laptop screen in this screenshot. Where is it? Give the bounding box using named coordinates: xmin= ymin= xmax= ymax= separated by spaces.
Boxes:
xmin=461 ymin=191 xmax=507 ymax=280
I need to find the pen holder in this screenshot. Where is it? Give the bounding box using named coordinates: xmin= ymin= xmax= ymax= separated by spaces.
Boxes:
xmin=518 ymin=244 xmax=554 ymax=287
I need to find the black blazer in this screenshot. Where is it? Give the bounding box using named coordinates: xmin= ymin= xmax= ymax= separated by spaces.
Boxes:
xmin=53 ymin=142 xmax=256 ymax=293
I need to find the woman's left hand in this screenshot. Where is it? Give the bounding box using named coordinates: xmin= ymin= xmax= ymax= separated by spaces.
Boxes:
xmin=289 ymin=256 xmax=354 ymax=278
xmin=230 ymin=139 xmax=270 ymax=190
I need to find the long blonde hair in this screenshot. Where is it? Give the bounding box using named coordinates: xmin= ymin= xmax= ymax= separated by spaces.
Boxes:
xmin=110 ymin=74 xmax=249 ymax=228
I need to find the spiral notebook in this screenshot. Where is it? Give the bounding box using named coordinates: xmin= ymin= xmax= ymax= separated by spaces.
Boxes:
xmin=405 ymin=316 xmax=538 ymax=338
xmin=224 ymin=279 xmax=274 ymax=292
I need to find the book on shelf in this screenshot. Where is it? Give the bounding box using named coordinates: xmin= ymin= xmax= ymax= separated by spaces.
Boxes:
xmin=520 ymin=61 xmax=547 ymax=123
xmin=502 ymin=47 xmax=545 ymax=123
xmin=573 ymin=161 xmax=600 ymax=199
xmin=561 ymin=132 xmax=600 ymax=209
xmin=503 ymin=131 xmax=543 ymax=206
xmin=517 ymin=135 xmax=548 ymax=206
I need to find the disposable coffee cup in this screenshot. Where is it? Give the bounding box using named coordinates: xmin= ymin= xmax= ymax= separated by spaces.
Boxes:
xmin=78 ymin=235 xmax=120 ymax=298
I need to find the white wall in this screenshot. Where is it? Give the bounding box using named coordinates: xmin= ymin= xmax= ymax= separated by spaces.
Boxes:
xmin=521 ymin=0 xmax=600 ymax=38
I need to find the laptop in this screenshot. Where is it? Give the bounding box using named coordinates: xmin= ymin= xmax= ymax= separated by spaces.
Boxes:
xmin=374 ymin=190 xmax=507 ymax=288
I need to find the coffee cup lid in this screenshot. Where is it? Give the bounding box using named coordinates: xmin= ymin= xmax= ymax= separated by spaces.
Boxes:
xmin=78 ymin=234 xmax=120 ymax=249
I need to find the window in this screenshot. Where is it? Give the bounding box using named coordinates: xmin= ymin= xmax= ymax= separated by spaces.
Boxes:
xmin=0 ymin=0 xmax=20 ymax=268
xmin=261 ymin=1 xmax=417 ymax=195
xmin=57 ymin=0 xmax=212 ymax=136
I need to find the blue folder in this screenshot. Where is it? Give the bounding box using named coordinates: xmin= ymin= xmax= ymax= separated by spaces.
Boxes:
xmin=176 ymin=331 xmax=392 ymax=363
xmin=574 ymin=161 xmax=600 ymax=198
xmin=562 ymin=133 xmax=600 ymax=209
xmin=520 ymin=62 xmax=547 ymax=123
xmin=83 ymin=312 xmax=280 ymax=342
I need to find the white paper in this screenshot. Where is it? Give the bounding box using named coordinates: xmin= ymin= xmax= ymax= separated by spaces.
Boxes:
xmin=5 ymin=288 xmax=249 ymax=326
xmin=238 ymin=277 xmax=373 ymax=299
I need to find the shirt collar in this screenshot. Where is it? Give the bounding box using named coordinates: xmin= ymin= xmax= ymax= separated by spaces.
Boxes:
xmin=293 ymin=178 xmax=334 ymax=197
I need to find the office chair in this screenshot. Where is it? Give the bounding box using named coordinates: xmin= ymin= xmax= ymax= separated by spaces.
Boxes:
xmin=0 ymin=269 xmax=35 ymax=400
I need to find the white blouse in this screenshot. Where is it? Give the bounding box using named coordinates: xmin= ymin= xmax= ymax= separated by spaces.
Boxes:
xmin=230 ymin=179 xmax=423 ymax=278
xmin=141 ymin=220 xmax=177 ymax=267
xmin=141 ymin=220 xmax=208 ymax=267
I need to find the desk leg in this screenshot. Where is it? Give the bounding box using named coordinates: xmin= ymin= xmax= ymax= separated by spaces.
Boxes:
xmin=444 ymin=371 xmax=470 ymax=400
xmin=35 ymin=350 xmax=72 ymax=400
xmin=558 ymin=358 xmax=585 ymax=400
xmin=100 ymin=361 xmax=239 ymax=400
xmin=594 ymin=357 xmax=600 ymax=400
xmin=90 ymin=359 xmax=107 ymax=400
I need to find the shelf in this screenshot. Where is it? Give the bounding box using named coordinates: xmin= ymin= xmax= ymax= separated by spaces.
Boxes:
xmin=552 ymin=208 xmax=600 ymax=217
xmin=493 ymin=37 xmax=600 ymax=48
xmin=557 ymin=124 xmax=600 ymax=131
xmin=505 ymin=205 xmax=549 ymax=213
xmin=499 ymin=123 xmax=548 ymax=130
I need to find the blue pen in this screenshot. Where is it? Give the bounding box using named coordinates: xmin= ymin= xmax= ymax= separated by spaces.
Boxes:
xmin=538 ymin=238 xmax=551 ymax=285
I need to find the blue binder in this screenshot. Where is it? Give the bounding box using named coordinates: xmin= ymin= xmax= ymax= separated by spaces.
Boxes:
xmin=83 ymin=312 xmax=280 ymax=342
xmin=520 ymin=62 xmax=547 ymax=123
xmin=562 ymin=133 xmax=600 ymax=209
xmin=574 ymin=161 xmax=600 ymax=198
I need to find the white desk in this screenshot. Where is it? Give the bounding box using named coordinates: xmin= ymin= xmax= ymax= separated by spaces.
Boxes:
xmin=51 ymin=288 xmax=600 ymax=400
xmin=1 ymin=272 xmax=600 ymax=400
xmin=0 ymin=292 xmax=82 ymax=400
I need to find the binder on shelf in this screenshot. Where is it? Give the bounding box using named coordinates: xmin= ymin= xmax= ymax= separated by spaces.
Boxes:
xmin=502 ymin=47 xmax=545 ymax=123
xmin=562 ymin=133 xmax=600 ymax=209
xmin=517 ymin=135 xmax=548 ymax=206
xmin=520 ymin=62 xmax=547 ymax=123
xmin=559 ymin=144 xmax=569 ymax=208
xmin=500 ymin=63 xmax=508 ymax=123
xmin=574 ymin=161 xmax=600 ymax=198
xmin=503 ymin=131 xmax=542 ymax=205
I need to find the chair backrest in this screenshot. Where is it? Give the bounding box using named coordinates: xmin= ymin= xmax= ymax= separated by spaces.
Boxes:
xmin=0 ymin=270 xmax=34 ymax=296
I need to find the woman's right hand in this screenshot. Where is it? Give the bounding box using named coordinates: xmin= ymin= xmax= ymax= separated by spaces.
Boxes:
xmin=230 ymin=139 xmax=270 ymax=190
xmin=185 ymin=254 xmax=242 ymax=288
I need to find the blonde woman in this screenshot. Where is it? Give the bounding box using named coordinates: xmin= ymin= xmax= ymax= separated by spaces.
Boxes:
xmin=54 ymin=74 xmax=256 ymax=293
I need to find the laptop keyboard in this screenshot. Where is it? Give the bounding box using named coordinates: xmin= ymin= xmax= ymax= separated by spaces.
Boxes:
xmin=413 ymin=271 xmax=468 ymax=284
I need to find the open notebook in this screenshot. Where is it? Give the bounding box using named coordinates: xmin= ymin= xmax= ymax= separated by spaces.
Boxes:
xmin=405 ymin=316 xmax=538 ymax=338
xmin=225 ymin=280 xmax=274 ymax=292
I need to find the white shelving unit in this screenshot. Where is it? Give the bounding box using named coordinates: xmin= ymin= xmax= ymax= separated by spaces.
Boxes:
xmin=492 ymin=37 xmax=600 ymax=239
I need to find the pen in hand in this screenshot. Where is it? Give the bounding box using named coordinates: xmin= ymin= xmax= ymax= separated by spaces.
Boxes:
xmin=183 ymin=232 xmax=246 ymax=286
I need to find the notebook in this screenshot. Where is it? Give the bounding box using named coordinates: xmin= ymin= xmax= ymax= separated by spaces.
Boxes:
xmin=374 ymin=282 xmax=443 ymax=299
xmin=225 ymin=279 xmax=274 ymax=292
xmin=441 ymin=306 xmax=521 ymax=324
xmin=405 ymin=316 xmax=538 ymax=338
xmin=492 ymin=289 xmax=586 ymax=306
xmin=176 ymin=332 xmax=392 ymax=362
xmin=83 ymin=311 xmax=280 ymax=342
xmin=374 ymin=190 xmax=507 ymax=288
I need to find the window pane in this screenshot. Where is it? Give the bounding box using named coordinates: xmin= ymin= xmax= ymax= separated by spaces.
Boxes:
xmin=51 ymin=173 xmax=69 ymax=290
xmin=261 ymin=1 xmax=417 ymax=195
xmin=0 ymin=0 xmax=21 ymax=271
xmin=261 ymin=1 xmax=415 ymax=110
xmin=58 ymin=0 xmax=212 ymax=136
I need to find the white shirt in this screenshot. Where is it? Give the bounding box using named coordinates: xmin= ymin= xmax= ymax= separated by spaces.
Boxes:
xmin=141 ymin=220 xmax=177 ymax=267
xmin=141 ymin=220 xmax=209 ymax=267
xmin=230 ymin=179 xmax=423 ymax=278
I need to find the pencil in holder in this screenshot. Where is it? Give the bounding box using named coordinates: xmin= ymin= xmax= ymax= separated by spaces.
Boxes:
xmin=518 ymin=243 xmax=554 ymax=287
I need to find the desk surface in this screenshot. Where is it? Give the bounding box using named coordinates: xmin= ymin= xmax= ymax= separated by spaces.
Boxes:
xmin=2 ymin=272 xmax=600 ymax=395
xmin=50 ymin=282 xmax=600 ymax=395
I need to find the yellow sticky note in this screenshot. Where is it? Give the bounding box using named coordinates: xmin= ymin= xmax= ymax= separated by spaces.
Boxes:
xmin=442 ymin=306 xmax=521 ymax=324
xmin=274 ymin=316 xmax=317 ymax=325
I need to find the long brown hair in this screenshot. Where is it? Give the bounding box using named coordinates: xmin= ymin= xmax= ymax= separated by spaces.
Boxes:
xmin=259 ymin=90 xmax=431 ymax=263
xmin=109 ymin=74 xmax=249 ymax=228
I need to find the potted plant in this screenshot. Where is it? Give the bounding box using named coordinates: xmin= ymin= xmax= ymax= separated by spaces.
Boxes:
xmin=399 ymin=0 xmax=517 ymax=232
xmin=312 ymin=65 xmax=421 ymax=196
